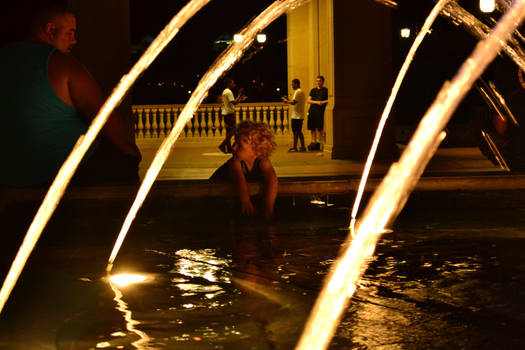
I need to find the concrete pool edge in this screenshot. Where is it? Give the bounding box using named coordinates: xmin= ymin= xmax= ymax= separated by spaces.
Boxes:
xmin=2 ymin=172 xmax=525 ymax=204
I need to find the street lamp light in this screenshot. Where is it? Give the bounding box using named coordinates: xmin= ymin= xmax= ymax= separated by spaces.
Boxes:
xmin=233 ymin=34 xmax=243 ymax=43
xmin=480 ymin=0 xmax=495 ymax=13
xmin=256 ymin=33 xmax=267 ymax=43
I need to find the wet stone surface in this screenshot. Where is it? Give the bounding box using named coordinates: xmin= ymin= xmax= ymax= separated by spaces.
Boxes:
xmin=1 ymin=190 xmax=525 ymax=349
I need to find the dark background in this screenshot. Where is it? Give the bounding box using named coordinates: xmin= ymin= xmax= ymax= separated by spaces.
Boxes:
xmin=129 ymin=0 xmax=288 ymax=105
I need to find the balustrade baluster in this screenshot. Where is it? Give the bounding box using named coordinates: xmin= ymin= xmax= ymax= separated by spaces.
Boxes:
xmin=158 ymin=108 xmax=165 ymax=137
xmin=135 ymin=108 xmax=144 ymax=138
xmin=152 ymin=108 xmax=160 ymax=137
xmin=269 ymin=106 xmax=276 ymax=131
xmin=276 ymin=106 xmax=282 ymax=133
xmin=255 ymin=106 xmax=261 ymax=123
xmin=206 ymin=107 xmax=213 ymax=137
xmin=144 ymin=108 xmax=151 ymax=138
xmin=235 ymin=107 xmax=241 ymax=125
xmin=166 ymin=108 xmax=173 ymax=132
xmin=187 ymin=111 xmax=194 ymax=137
xmin=246 ymin=106 xmax=254 ymax=121
xmin=283 ymin=105 xmax=289 ymax=133
xmin=262 ymin=106 xmax=269 ymax=125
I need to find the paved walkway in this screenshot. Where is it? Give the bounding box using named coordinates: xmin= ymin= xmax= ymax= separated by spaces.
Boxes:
xmin=137 ymin=137 xmax=503 ymax=181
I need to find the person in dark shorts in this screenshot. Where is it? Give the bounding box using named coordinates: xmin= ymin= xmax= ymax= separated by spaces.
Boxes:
xmin=306 ymin=75 xmax=328 ymax=151
xmin=282 ymin=78 xmax=306 ymax=152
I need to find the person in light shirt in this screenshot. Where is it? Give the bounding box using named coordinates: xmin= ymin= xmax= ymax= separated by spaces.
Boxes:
xmin=218 ymin=77 xmax=247 ymax=153
xmin=282 ymin=78 xmax=306 ymax=152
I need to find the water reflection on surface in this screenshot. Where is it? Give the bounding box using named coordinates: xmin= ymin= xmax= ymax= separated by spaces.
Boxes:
xmin=3 ymin=193 xmax=525 ymax=348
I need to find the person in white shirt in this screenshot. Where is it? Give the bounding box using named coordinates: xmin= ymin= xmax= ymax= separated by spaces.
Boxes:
xmin=282 ymin=78 xmax=306 ymax=152
xmin=218 ymin=77 xmax=246 ymax=153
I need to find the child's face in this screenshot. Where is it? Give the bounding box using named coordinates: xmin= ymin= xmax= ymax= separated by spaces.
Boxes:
xmin=232 ymin=135 xmax=258 ymax=162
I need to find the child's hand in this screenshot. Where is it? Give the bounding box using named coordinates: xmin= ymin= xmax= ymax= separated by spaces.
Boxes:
xmin=241 ymin=199 xmax=257 ymax=216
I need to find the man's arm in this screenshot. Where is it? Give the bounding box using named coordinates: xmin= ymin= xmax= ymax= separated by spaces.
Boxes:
xmin=282 ymin=92 xmax=297 ymax=105
xmin=232 ymin=87 xmax=247 ymax=105
xmin=50 ymin=51 xmax=141 ymax=160
xmin=307 ymin=95 xmax=328 ymax=106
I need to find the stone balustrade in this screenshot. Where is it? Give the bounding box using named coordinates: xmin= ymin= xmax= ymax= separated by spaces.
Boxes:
xmin=132 ymin=102 xmax=290 ymax=139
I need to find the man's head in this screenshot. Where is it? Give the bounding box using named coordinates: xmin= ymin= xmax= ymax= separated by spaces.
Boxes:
xmin=292 ymin=78 xmax=300 ymax=90
xmin=316 ymin=75 xmax=325 ymax=88
xmin=29 ymin=3 xmax=77 ymax=53
xmin=224 ymin=77 xmax=236 ymax=89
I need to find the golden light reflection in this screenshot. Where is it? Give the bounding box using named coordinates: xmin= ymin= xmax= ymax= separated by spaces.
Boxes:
xmin=109 ymin=278 xmax=151 ymax=349
xmin=172 ymin=249 xmax=232 ymax=285
xmin=109 ymin=274 xmax=148 ymax=287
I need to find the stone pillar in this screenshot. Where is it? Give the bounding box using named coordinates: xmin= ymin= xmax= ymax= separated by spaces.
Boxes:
xmin=288 ymin=0 xmax=396 ymax=160
xmin=287 ymin=0 xmax=335 ymax=151
xmin=332 ymin=0 xmax=395 ymax=160
xmin=67 ymin=0 xmax=135 ymax=143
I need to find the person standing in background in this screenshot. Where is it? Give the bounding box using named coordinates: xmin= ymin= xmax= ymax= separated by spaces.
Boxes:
xmin=282 ymin=78 xmax=306 ymax=152
xmin=306 ymin=75 xmax=328 ymax=151
xmin=218 ymin=77 xmax=247 ymax=153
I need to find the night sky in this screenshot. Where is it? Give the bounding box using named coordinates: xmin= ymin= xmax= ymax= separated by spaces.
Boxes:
xmin=130 ymin=0 xmax=287 ymax=104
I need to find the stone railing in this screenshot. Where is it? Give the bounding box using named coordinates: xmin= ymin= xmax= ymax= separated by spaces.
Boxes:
xmin=132 ymin=102 xmax=290 ymax=139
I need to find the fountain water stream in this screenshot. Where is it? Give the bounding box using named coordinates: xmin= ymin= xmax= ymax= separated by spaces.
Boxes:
xmin=296 ymin=1 xmax=525 ymax=349
xmin=0 ymin=0 xmax=212 ymax=315
xmin=350 ymin=0 xmax=450 ymax=233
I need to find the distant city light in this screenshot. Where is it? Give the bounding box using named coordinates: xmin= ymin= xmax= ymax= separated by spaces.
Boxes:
xmin=400 ymin=28 xmax=410 ymax=38
xmin=256 ymin=34 xmax=267 ymax=43
xmin=234 ymin=34 xmax=243 ymax=43
xmin=188 ymin=90 xmax=192 ymax=94
xmin=480 ymin=0 xmax=495 ymax=12
xmin=276 ymin=87 xmax=281 ymax=92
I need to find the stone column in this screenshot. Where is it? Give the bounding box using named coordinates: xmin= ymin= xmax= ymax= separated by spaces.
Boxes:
xmin=67 ymin=0 xmax=135 ymax=143
xmin=287 ymin=0 xmax=396 ymax=160
xmin=287 ymin=0 xmax=335 ymax=151
xmin=332 ymin=0 xmax=395 ymax=160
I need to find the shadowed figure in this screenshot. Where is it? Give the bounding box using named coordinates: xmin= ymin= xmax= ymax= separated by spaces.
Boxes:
xmin=0 ymin=1 xmax=141 ymax=187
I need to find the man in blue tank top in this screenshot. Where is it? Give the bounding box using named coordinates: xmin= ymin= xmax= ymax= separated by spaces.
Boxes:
xmin=0 ymin=2 xmax=141 ymax=187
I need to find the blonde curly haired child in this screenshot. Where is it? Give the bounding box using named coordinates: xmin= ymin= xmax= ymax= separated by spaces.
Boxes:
xmin=211 ymin=121 xmax=278 ymax=221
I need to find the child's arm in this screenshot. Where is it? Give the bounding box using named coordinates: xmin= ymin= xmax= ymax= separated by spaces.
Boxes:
xmin=229 ymin=158 xmax=257 ymax=215
xmin=259 ymin=158 xmax=278 ymax=221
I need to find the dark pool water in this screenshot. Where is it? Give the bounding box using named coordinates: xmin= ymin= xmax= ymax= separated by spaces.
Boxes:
xmin=2 ymin=190 xmax=525 ymax=349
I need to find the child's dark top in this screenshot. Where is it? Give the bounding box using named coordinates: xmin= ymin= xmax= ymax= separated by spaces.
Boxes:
xmin=210 ymin=158 xmax=264 ymax=181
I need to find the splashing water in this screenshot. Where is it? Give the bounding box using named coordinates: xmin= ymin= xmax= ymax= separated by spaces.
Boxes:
xmin=106 ymin=0 xmax=311 ymax=272
xmin=441 ymin=1 xmax=525 ymax=70
xmin=0 ymin=0 xmax=212 ymax=315
xmin=296 ymin=2 xmax=525 ymax=349
xmin=349 ymin=0 xmax=451 ymax=233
